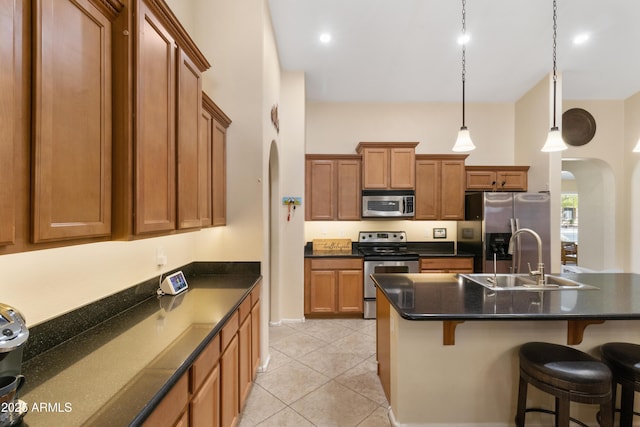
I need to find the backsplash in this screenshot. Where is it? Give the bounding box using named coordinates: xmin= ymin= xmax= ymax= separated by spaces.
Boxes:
xmin=304 ymin=220 xmax=458 ymax=242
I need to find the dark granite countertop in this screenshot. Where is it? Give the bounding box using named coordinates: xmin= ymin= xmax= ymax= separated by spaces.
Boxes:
xmin=303 ymin=241 xmax=473 ymax=258
xmin=19 ymin=265 xmax=261 ymax=427
xmin=372 ymin=272 xmax=640 ymax=321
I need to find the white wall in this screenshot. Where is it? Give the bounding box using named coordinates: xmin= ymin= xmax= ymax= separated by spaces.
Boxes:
xmin=625 ymin=92 xmax=640 ymax=273
xmin=306 ymin=102 xmax=515 ymax=164
xmin=561 ymin=99 xmax=626 ymax=271
xmin=276 ymin=71 xmax=307 ymax=322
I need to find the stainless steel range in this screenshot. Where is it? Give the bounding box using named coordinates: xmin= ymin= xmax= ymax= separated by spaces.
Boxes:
xmin=359 ymin=231 xmax=419 ymax=319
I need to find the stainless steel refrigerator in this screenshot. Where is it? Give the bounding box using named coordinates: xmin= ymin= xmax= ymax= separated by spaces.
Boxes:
xmin=457 ymin=192 xmax=551 ymax=273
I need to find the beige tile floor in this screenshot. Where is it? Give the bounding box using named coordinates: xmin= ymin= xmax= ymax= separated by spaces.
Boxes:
xmin=239 ymin=318 xmax=391 ymax=427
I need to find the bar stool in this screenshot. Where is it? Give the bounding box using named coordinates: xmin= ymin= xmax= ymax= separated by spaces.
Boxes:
xmin=516 ymin=342 xmax=613 ymax=427
xmin=600 ymin=342 xmax=640 ymax=427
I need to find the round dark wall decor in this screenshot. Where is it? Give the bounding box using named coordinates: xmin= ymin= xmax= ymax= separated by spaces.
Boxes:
xmin=562 ymin=108 xmax=596 ymax=146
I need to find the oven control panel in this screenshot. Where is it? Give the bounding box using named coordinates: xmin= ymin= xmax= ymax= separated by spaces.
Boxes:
xmin=358 ymin=231 xmax=407 ymax=243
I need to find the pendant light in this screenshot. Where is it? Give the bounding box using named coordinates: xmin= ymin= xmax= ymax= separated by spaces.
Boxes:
xmin=452 ymin=0 xmax=476 ymax=152
xmin=541 ymin=0 xmax=568 ymax=152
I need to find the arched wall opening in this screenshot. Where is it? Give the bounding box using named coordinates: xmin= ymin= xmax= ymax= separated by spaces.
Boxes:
xmin=562 ymin=158 xmax=617 ymax=271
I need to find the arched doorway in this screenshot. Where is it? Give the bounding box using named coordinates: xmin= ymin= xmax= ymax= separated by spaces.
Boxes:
xmin=562 ymin=158 xmax=616 ymax=270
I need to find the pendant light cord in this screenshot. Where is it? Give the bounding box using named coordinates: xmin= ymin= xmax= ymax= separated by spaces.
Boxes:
xmin=551 ymin=0 xmax=558 ymax=128
xmin=461 ymin=0 xmax=467 ymax=128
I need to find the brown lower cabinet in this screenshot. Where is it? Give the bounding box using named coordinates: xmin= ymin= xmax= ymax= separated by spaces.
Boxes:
xmin=145 ymin=282 xmax=261 ymax=427
xmin=220 ymin=334 xmax=239 ymax=427
xmin=304 ymin=258 xmax=364 ymax=316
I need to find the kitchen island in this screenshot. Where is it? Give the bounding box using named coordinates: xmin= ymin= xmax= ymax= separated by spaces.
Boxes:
xmin=372 ymin=272 xmax=640 ymax=426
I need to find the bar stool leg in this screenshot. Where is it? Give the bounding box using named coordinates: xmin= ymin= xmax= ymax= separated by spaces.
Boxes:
xmin=515 ymin=375 xmax=527 ymax=427
xmin=600 ymin=399 xmax=614 ymax=427
xmin=556 ymin=396 xmax=570 ymax=427
xmin=620 ymin=382 xmax=634 ymax=427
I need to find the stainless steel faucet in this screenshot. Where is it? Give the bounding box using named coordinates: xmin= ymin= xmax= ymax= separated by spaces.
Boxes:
xmin=508 ymin=228 xmax=546 ymax=286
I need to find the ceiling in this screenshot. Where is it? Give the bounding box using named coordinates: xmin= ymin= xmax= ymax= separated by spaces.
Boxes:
xmin=268 ymin=0 xmax=640 ymax=103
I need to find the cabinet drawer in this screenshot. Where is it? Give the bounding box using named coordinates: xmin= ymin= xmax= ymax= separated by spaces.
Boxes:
xmin=250 ymin=282 xmax=261 ymax=306
xmin=190 ymin=334 xmax=220 ymax=393
xmin=310 ymin=258 xmax=362 ymax=270
xmin=221 ymin=311 xmax=239 ymax=351
xmin=420 ymin=257 xmax=474 ymax=272
xmin=239 ymin=297 xmax=251 ymax=323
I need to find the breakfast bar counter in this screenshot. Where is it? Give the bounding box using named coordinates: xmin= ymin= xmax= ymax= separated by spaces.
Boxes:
xmin=372 ymin=272 xmax=640 ymax=426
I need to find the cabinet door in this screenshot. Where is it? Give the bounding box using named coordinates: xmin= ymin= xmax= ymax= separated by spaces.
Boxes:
xmin=305 ymin=159 xmax=336 ymax=220
xmin=251 ymin=301 xmax=260 ymax=378
xmin=212 ymin=119 xmax=227 ymax=226
xmin=308 ymin=270 xmax=337 ymax=313
xmin=135 ymin=1 xmax=176 ymax=234
xmin=220 ymin=335 xmax=239 ymax=427
xmin=142 ymin=373 xmax=189 ymax=427
xmin=415 ymin=160 xmax=440 ymax=220
xmin=238 ymin=315 xmax=252 ymax=411
xmin=0 ymin=1 xmax=20 ymax=246
xmin=32 ymin=0 xmax=112 ymax=242
xmin=199 ymin=105 xmax=213 ymax=227
xmin=496 ymin=170 xmax=528 ymax=191
xmin=190 ymin=365 xmax=220 ymax=427
xmin=440 ymin=160 xmax=465 ymax=220
xmin=337 ymin=270 xmax=363 ymax=313
xmin=361 ymin=148 xmax=389 ymax=189
xmin=177 ymin=49 xmax=202 ymax=229
xmin=389 ymin=147 xmax=415 ymax=189
xmin=337 ymin=159 xmax=361 ymax=220
xmin=466 ymin=170 xmax=497 ymax=191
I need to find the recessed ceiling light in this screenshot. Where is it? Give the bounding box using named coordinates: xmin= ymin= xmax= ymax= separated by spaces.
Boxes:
xmin=457 ymin=33 xmax=471 ymax=45
xmin=573 ymin=33 xmax=590 ymax=45
xmin=319 ymin=33 xmax=332 ymax=44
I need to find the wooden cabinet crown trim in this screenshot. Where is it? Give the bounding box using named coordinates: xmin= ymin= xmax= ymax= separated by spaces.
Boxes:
xmin=305 ymin=154 xmax=361 ymax=160
xmin=90 ymin=0 xmax=124 ymax=20
xmin=142 ymin=0 xmax=210 ymax=72
xmin=203 ymin=92 xmax=232 ymax=128
xmin=465 ymin=165 xmax=530 ymax=171
xmin=355 ymin=142 xmax=419 ymax=153
xmin=416 ymin=154 xmax=469 ymax=161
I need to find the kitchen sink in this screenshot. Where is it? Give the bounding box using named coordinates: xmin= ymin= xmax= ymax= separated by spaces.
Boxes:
xmin=459 ymin=274 xmax=598 ymax=291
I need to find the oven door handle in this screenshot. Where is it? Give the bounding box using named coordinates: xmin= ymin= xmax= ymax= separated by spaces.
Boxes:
xmin=364 ymin=256 xmax=420 ymax=262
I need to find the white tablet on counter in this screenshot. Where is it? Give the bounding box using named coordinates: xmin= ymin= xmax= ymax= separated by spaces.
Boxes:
xmin=160 ymin=271 xmax=189 ymax=295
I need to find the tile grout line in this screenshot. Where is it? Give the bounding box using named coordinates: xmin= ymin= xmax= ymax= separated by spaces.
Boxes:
xmin=239 ymin=321 xmax=390 ymax=426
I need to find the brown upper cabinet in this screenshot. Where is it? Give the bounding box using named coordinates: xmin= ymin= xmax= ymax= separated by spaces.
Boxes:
xmin=31 ymin=0 xmax=121 ymax=242
xmin=356 ymin=142 xmax=418 ymax=190
xmin=465 ymin=166 xmax=529 ymax=192
xmin=305 ymin=155 xmax=361 ymax=221
xmin=113 ymin=0 xmax=212 ymax=238
xmin=415 ymin=155 xmax=468 ymax=220
xmin=201 ymin=93 xmax=231 ymax=227
xmin=2 ymin=0 xmax=226 ymax=253
xmin=0 ymin=0 xmax=24 ymax=246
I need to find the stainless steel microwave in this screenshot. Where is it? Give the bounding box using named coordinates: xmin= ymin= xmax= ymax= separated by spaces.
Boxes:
xmin=362 ymin=190 xmax=415 ymax=218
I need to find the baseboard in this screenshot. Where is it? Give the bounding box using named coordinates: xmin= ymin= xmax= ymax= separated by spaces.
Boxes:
xmin=269 ymin=318 xmax=305 ymax=326
xmin=388 ymin=407 xmax=513 ymax=427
